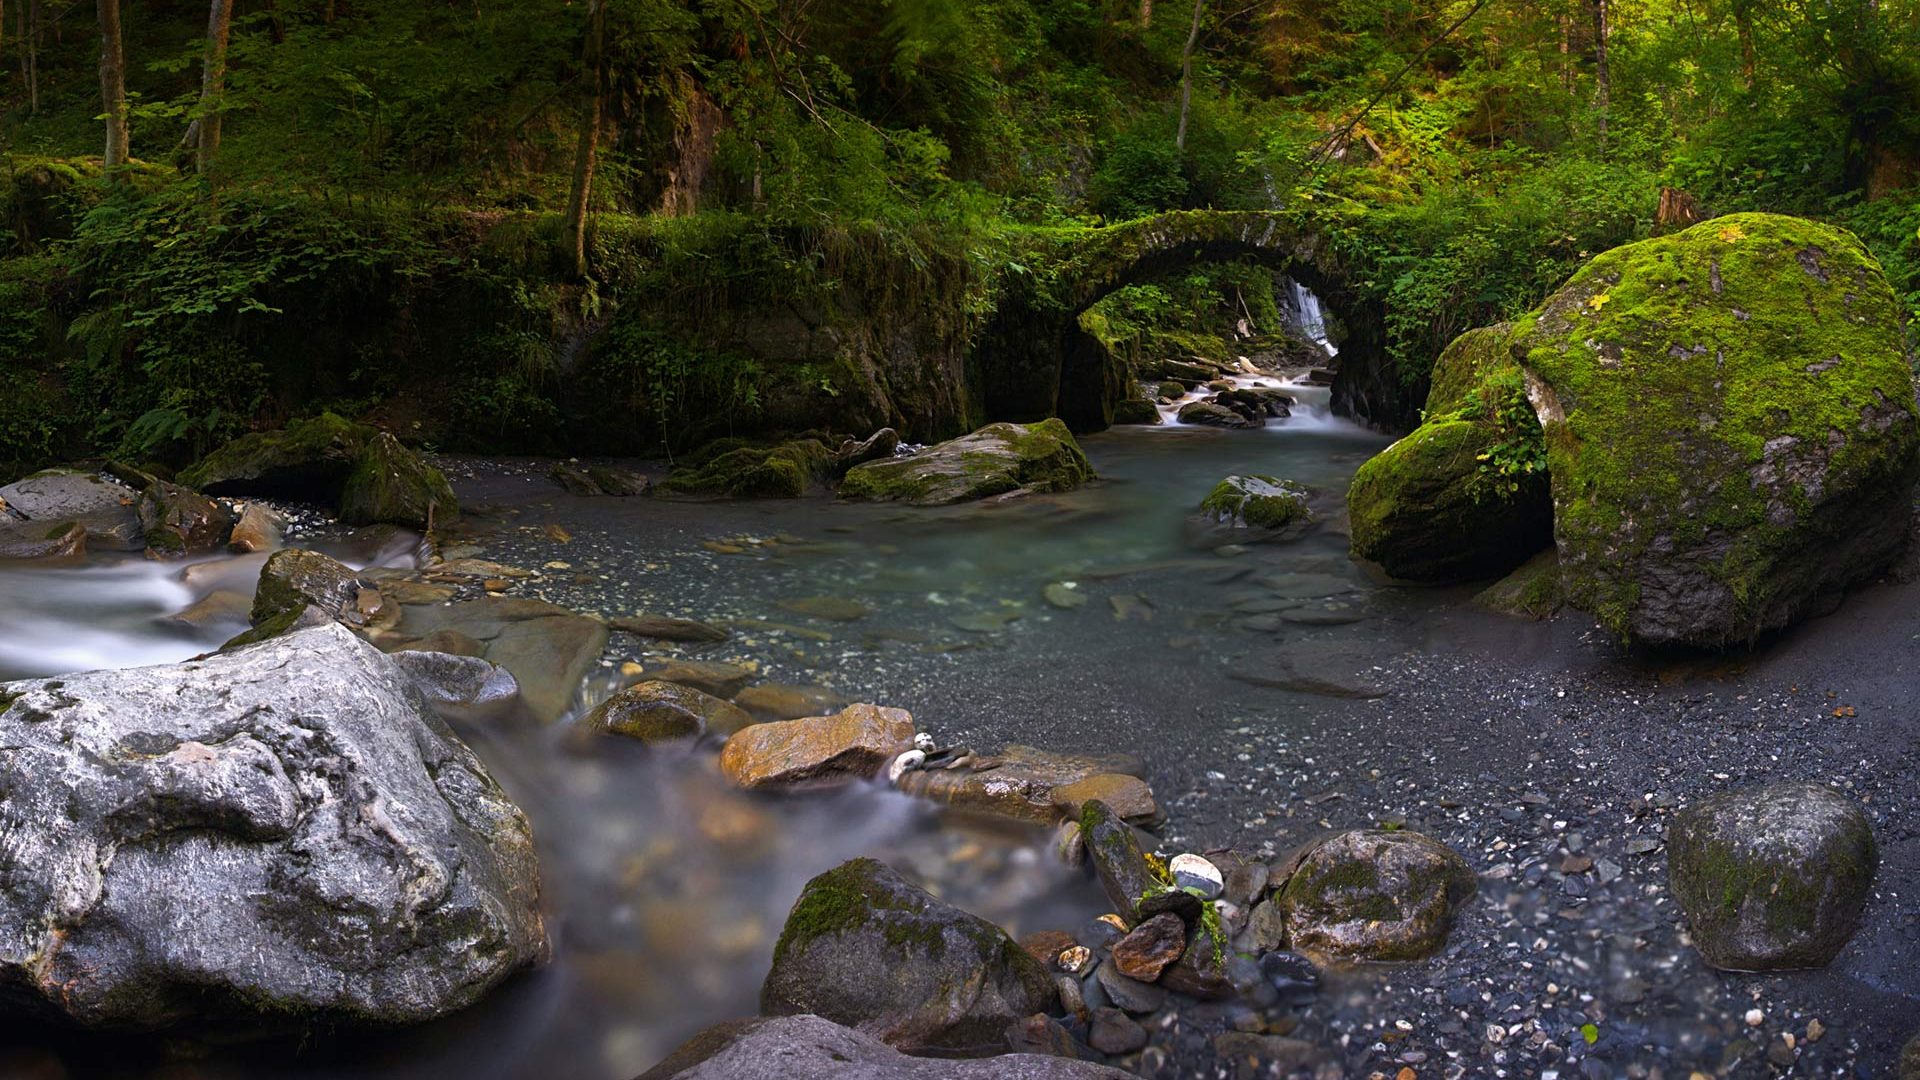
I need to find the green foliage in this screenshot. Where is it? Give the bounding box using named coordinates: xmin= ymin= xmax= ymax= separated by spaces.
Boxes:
xmin=1470 ymin=369 xmax=1547 ymax=501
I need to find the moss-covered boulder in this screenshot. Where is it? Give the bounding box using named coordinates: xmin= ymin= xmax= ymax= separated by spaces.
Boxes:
xmin=1347 ymin=326 xmax=1553 ymax=581
xmin=1276 ymin=829 xmax=1476 ymax=963
xmin=1667 ymin=782 xmax=1875 ymax=971
xmin=0 ymin=520 xmax=87 ymax=561
xmin=656 ymin=439 xmax=833 ymax=499
xmin=180 ymin=412 xmax=366 ymax=493
xmin=839 ymin=420 xmax=1093 ymax=505
xmin=181 ymin=414 xmax=457 ymax=531
xmin=761 ymin=857 xmax=1057 ymax=1057
xmin=1200 ymin=475 xmax=1312 ymax=531
xmin=577 ymin=679 xmax=754 ymax=744
xmin=339 ymin=432 xmax=458 ymax=529
xmin=1512 ymin=213 xmax=1920 ymax=646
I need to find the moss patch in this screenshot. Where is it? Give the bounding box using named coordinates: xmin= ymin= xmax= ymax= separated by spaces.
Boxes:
xmin=657 ymin=439 xmax=832 ymax=499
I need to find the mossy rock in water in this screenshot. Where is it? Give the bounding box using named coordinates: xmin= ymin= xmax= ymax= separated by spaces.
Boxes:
xmin=656 ymin=440 xmax=832 ymax=499
xmin=1277 ymin=829 xmax=1477 ymax=963
xmin=182 ymin=414 xmax=457 ymax=531
xmin=1111 ymin=399 xmax=1163 ymax=425
xmin=339 ymin=432 xmax=458 ymax=530
xmin=1473 ymin=548 xmax=1564 ymax=619
xmin=1201 ymin=474 xmax=1312 ymax=532
xmin=761 ymin=857 xmax=1057 ymax=1056
xmin=1511 ymin=212 xmax=1920 ymax=646
xmin=839 ymin=419 xmax=1094 ymax=506
xmin=577 ymin=679 xmax=754 ymax=743
xmin=1348 ymin=326 xmax=1553 ymax=582
xmin=1667 ymin=781 xmax=1875 ymax=971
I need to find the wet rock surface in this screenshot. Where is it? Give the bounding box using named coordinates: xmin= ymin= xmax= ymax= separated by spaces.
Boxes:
xmin=0 ymin=622 xmax=545 ymax=1030
xmin=840 ymin=420 xmax=1095 ymax=505
xmin=761 ymin=858 xmax=1059 ymax=1056
xmin=582 ymin=679 xmax=756 ymax=743
xmin=720 ymin=703 xmax=916 ymax=789
xmin=1276 ymin=828 xmax=1478 ymax=962
xmin=639 ymin=1014 xmax=1132 ymax=1079
xmin=0 ymin=468 xmax=145 ymax=550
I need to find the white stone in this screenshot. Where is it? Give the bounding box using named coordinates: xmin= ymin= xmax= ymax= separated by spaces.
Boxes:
xmin=1169 ymin=853 xmax=1225 ymax=898
xmin=887 ymin=749 xmax=927 ymax=784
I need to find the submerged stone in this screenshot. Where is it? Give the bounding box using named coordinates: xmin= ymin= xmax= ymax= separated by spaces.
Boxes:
xmin=1200 ymin=475 xmax=1312 ymax=533
xmin=840 ymin=420 xmax=1093 ymax=505
xmin=580 ymin=679 xmax=754 ymax=743
xmin=1667 ymin=781 xmax=1875 ymax=970
xmin=761 ymin=858 xmax=1057 ymax=1057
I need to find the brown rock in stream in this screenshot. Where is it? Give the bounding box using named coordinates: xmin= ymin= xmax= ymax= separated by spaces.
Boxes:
xmin=720 ymin=704 xmax=915 ymax=790
xmin=1110 ymin=913 xmax=1186 ymax=982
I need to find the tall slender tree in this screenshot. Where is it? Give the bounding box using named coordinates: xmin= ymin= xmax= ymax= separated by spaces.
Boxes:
xmin=1591 ymin=0 xmax=1610 ymax=142
xmin=195 ymin=0 xmax=233 ymax=174
xmin=562 ymin=0 xmax=607 ymax=278
xmin=97 ymin=0 xmax=129 ymax=165
xmin=1175 ymin=0 xmax=1202 ymax=151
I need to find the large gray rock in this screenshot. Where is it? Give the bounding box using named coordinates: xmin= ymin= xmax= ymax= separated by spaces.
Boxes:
xmin=762 ymin=859 xmax=1057 ymax=1056
xmin=0 ymin=468 xmax=144 ymax=550
xmin=1668 ymin=781 xmax=1876 ymax=970
xmin=637 ymin=1015 xmax=1131 ymax=1079
xmin=0 ymin=623 xmax=546 ymax=1029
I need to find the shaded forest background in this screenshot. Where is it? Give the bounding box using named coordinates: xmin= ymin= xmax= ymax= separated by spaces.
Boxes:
xmin=2 ymin=0 xmax=1918 ymax=475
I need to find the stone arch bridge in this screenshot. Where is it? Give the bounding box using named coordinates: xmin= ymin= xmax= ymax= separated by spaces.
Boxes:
xmin=968 ymin=209 xmax=1407 ymax=432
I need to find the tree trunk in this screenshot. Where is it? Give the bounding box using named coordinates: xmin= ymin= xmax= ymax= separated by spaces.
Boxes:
xmin=1591 ymin=0 xmax=1610 ymax=143
xmin=1174 ymin=0 xmax=1202 ymax=152
xmin=24 ymin=0 xmax=38 ymax=115
xmin=562 ymin=0 xmax=606 ymax=278
xmin=97 ymin=0 xmax=128 ymax=166
xmin=1733 ymin=0 xmax=1755 ymax=90
xmin=196 ymin=0 xmax=233 ymax=174
xmin=1557 ymin=12 xmax=1571 ymax=91
xmin=1138 ymin=0 xmax=1151 ymax=27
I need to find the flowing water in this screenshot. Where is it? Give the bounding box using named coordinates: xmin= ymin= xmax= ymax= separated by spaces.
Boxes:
xmin=0 ymin=372 xmax=1415 ymax=1079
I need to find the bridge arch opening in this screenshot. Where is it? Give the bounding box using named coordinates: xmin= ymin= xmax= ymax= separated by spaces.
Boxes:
xmin=968 ymin=212 xmax=1402 ymax=434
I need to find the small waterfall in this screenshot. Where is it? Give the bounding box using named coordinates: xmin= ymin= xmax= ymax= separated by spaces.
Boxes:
xmin=1286 ymin=278 xmax=1338 ymax=357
